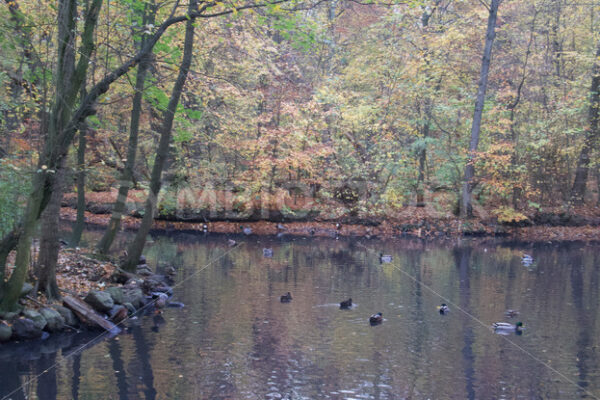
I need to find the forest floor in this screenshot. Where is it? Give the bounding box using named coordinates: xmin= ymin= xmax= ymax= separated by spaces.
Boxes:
xmin=61 ymin=190 xmax=600 ymax=242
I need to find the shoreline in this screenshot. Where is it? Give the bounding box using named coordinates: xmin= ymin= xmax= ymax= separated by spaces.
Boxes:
xmin=60 ymin=205 xmax=600 ymax=242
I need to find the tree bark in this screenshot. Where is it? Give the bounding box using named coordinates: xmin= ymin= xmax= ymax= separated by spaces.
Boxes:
xmin=97 ymin=3 xmax=156 ymax=255
xmin=460 ymin=0 xmax=501 ymax=218
xmin=570 ymin=40 xmax=600 ymax=205
xmin=123 ymin=0 xmax=197 ymax=272
xmin=36 ymin=159 xmax=66 ymax=301
xmin=70 ymin=126 xmax=87 ymax=246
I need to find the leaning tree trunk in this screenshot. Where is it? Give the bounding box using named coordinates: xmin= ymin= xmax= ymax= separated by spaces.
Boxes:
xmin=36 ymin=159 xmax=67 ymax=300
xmin=460 ymin=0 xmax=501 ymax=218
xmin=96 ymin=3 xmax=156 ymax=255
xmin=570 ymin=40 xmax=600 ymax=205
xmin=123 ymin=0 xmax=196 ymax=272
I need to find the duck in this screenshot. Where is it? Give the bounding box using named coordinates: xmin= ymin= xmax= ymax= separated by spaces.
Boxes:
xmin=493 ymin=321 xmax=524 ymax=332
xmin=505 ymin=309 xmax=519 ymax=317
xmin=263 ymin=248 xmax=273 ymax=257
xmin=277 ymin=223 xmax=287 ymax=231
xmin=280 ymin=292 xmax=292 ymax=303
xmin=228 ymin=239 xmax=237 ymax=246
xmin=521 ymin=254 xmax=533 ymax=266
xmin=202 ymin=224 xmax=208 ymax=233
xmin=369 ymin=312 xmax=383 ymax=325
xmin=339 ymin=298 xmax=352 ymax=309
xmin=335 ymin=223 xmax=341 ymax=230
xmin=379 ymin=253 xmax=392 ymax=263
xmin=438 ymin=303 xmax=449 ymax=314
xmin=240 ymin=225 xmax=252 ymax=235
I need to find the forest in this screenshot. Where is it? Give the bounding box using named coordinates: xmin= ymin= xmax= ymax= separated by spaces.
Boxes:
xmin=0 ymin=0 xmax=599 ymax=317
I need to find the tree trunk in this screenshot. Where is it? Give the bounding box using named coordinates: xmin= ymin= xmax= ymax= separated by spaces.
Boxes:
xmin=0 ymin=0 xmax=103 ymax=312
xmin=123 ymin=0 xmax=197 ymax=272
xmin=460 ymin=0 xmax=501 ymax=218
xmin=570 ymin=41 xmax=600 ymax=205
xmin=36 ymin=159 xmax=66 ymax=301
xmin=70 ymin=126 xmax=87 ymax=246
xmin=97 ymin=3 xmax=156 ymax=255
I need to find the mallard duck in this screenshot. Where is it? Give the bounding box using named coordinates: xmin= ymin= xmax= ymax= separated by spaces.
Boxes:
xmin=369 ymin=312 xmax=383 ymax=325
xmin=505 ymin=309 xmax=519 ymax=317
xmin=240 ymin=225 xmax=252 ymax=235
xmin=228 ymin=239 xmax=237 ymax=246
xmin=263 ymin=248 xmax=273 ymax=257
xmin=521 ymin=254 xmax=533 ymax=266
xmin=493 ymin=321 xmax=524 ymax=332
xmin=379 ymin=253 xmax=392 ymax=263
xmin=335 ymin=223 xmax=341 ymax=230
xmin=280 ymin=292 xmax=292 ymax=303
xmin=438 ymin=303 xmax=449 ymax=314
xmin=340 ymin=298 xmax=352 ymax=309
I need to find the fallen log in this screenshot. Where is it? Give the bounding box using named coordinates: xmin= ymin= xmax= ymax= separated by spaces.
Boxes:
xmin=63 ymin=295 xmax=120 ymax=334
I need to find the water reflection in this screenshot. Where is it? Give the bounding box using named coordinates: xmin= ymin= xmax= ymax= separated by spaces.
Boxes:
xmin=1 ymin=231 xmax=600 ymax=399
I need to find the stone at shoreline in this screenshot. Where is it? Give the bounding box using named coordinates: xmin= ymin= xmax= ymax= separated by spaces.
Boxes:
xmin=0 ymin=321 xmax=12 ymax=342
xmin=20 ymin=282 xmax=34 ymax=298
xmin=0 ymin=311 xmax=18 ymax=321
xmin=122 ymin=287 xmax=146 ymax=309
xmin=137 ymin=264 xmax=153 ymax=277
xmin=123 ymin=302 xmax=136 ymax=315
xmin=12 ymin=317 xmax=43 ymax=340
xmin=142 ymin=276 xmax=173 ymax=295
xmin=84 ymin=290 xmax=114 ymax=313
xmin=53 ymin=305 xmax=78 ymax=327
xmin=39 ymin=308 xmax=65 ymax=332
xmin=108 ymin=305 xmax=128 ymax=323
xmin=23 ymin=309 xmax=47 ymax=331
xmin=106 ymin=286 xmax=124 ymax=304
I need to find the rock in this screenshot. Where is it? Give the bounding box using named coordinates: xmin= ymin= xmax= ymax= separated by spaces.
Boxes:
xmin=39 ymin=308 xmax=65 ymax=332
xmin=23 ymin=309 xmax=47 ymax=331
xmin=0 ymin=321 xmax=12 ymax=342
xmin=12 ymin=317 xmax=43 ymax=340
xmin=106 ymin=287 xmax=124 ymax=304
xmin=20 ymin=282 xmax=34 ymax=298
xmin=122 ymin=287 xmax=146 ymax=309
xmin=108 ymin=305 xmax=128 ymax=323
xmin=53 ymin=305 xmax=78 ymax=327
xmin=137 ymin=264 xmax=153 ymax=277
xmin=84 ymin=290 xmax=114 ymax=313
xmin=0 ymin=311 xmax=18 ymax=321
xmin=123 ymin=302 xmax=136 ymax=315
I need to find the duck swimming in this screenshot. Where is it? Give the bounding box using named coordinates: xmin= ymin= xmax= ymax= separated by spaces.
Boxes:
xmin=340 ymin=298 xmax=352 ymax=309
xmin=280 ymin=292 xmax=292 ymax=303
xmin=369 ymin=312 xmax=383 ymax=325
xmin=263 ymin=248 xmax=273 ymax=257
xmin=493 ymin=321 xmax=524 ymax=333
xmin=379 ymin=253 xmax=392 ymax=263
xmin=438 ymin=303 xmax=449 ymax=314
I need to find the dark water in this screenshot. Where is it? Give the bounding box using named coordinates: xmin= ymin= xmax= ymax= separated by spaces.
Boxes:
xmin=2 ymin=229 xmax=600 ymax=399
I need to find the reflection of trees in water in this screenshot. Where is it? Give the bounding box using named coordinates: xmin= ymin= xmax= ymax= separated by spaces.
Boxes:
xmin=454 ymin=246 xmax=476 ymax=400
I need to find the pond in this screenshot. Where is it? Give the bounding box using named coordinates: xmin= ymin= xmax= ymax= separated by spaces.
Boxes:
xmin=1 ymin=228 xmax=599 ymax=399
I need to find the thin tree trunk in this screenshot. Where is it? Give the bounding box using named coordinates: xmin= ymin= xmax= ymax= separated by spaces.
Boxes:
xmin=460 ymin=0 xmax=501 ymax=218
xmin=71 ymin=126 xmax=87 ymax=246
xmin=36 ymin=159 xmax=66 ymax=300
xmin=97 ymin=3 xmax=155 ymax=255
xmin=123 ymin=0 xmax=197 ymax=272
xmin=570 ymin=40 xmax=600 ymax=205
